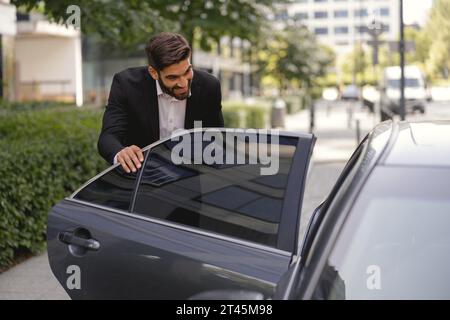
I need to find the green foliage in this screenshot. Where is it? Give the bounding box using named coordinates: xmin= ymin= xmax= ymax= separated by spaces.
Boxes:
xmin=424 ymin=0 xmax=450 ymax=79
xmin=12 ymin=0 xmax=274 ymax=53
xmin=257 ymin=24 xmax=335 ymax=95
xmin=0 ymin=107 xmax=107 ymax=268
xmin=0 ymin=99 xmax=72 ymax=114
xmin=222 ymin=102 xmax=268 ymax=129
xmin=281 ymin=95 xmax=304 ymax=114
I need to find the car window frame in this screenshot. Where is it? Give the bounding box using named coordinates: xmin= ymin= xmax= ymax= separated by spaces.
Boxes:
xmin=295 ymin=122 xmax=394 ymax=299
xmin=299 ymin=137 xmax=367 ymax=260
xmin=275 ymin=137 xmax=368 ymax=300
xmin=130 ymin=128 xmax=315 ymax=253
xmin=69 ymin=128 xmax=315 ymax=254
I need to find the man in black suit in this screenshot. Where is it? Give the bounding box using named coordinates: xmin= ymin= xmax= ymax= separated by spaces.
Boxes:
xmin=98 ymin=32 xmax=224 ymax=173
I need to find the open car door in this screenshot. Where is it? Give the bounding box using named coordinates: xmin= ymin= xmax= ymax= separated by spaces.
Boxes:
xmin=47 ymin=128 xmax=315 ymax=299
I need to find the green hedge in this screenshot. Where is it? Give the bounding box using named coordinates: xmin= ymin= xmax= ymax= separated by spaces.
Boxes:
xmin=222 ymin=102 xmax=269 ymax=128
xmin=0 ymin=99 xmax=72 ymax=114
xmin=0 ymin=107 xmax=107 ymax=269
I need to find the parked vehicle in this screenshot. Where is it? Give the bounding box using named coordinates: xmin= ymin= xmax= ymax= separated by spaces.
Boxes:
xmin=47 ymin=128 xmax=315 ymax=299
xmin=48 ymin=121 xmax=450 ymax=299
xmin=380 ymin=65 xmax=427 ymax=116
xmin=340 ymin=84 xmax=361 ymax=101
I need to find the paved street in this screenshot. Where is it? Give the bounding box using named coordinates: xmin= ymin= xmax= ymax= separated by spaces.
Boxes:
xmin=0 ymin=98 xmax=448 ymax=300
xmin=0 ymin=254 xmax=69 ymax=300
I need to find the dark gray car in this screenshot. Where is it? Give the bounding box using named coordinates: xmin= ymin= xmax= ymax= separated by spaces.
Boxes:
xmin=47 ymin=128 xmax=315 ymax=299
xmin=274 ymin=120 xmax=450 ymax=300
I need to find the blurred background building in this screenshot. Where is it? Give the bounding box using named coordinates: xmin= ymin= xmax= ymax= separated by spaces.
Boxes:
xmin=82 ymin=35 xmax=253 ymax=106
xmin=1 ymin=0 xmax=253 ymax=107
xmin=0 ymin=0 xmax=17 ymax=101
xmin=273 ymin=0 xmax=400 ymax=58
xmin=15 ymin=11 xmax=83 ymax=106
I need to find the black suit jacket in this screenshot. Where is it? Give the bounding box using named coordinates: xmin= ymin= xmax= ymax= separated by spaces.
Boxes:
xmin=98 ymin=67 xmax=224 ymax=164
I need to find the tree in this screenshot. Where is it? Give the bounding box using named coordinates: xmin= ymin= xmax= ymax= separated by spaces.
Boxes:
xmin=341 ymin=44 xmax=370 ymax=85
xmin=257 ymin=24 xmax=335 ymax=96
xmin=424 ymin=0 xmax=450 ymax=79
xmin=12 ymin=0 xmax=274 ymax=54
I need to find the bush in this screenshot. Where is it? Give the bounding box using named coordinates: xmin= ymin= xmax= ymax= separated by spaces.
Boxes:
xmin=0 ymin=99 xmax=72 ymax=114
xmin=222 ymin=102 xmax=268 ymax=128
xmin=283 ymin=96 xmax=304 ymax=114
xmin=0 ymin=107 xmax=107 ymax=269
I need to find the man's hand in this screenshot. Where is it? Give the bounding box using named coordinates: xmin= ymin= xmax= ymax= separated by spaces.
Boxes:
xmin=117 ymin=145 xmax=144 ymax=173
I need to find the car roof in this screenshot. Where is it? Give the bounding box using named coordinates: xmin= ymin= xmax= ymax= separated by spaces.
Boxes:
xmin=374 ymin=120 xmax=450 ymax=168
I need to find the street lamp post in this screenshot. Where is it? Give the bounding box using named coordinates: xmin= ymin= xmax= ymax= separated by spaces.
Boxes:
xmin=366 ymin=15 xmax=384 ymax=118
xmin=367 ymin=16 xmax=384 ymax=67
xmin=399 ymin=0 xmax=406 ymax=120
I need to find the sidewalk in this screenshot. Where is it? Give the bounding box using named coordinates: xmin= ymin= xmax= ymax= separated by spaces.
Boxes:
xmin=0 ymin=254 xmax=69 ymax=300
xmin=285 ymin=99 xmax=377 ymax=162
xmin=286 ymin=99 xmax=375 ymax=239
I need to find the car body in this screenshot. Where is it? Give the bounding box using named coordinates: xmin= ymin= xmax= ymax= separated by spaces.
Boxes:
xmin=47 ymin=128 xmax=315 ymax=299
xmin=380 ymin=66 xmax=427 ymax=115
xmin=48 ymin=121 xmax=450 ymax=300
xmin=274 ymin=120 xmax=450 ymax=300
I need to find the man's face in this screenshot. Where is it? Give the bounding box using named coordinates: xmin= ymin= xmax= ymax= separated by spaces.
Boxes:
xmin=148 ymin=59 xmax=193 ymax=100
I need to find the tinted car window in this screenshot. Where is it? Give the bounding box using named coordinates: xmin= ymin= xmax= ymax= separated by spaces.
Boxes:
xmin=74 ymin=159 xmax=143 ymax=211
xmin=313 ymin=166 xmax=450 ymax=299
xmin=300 ymin=137 xmax=367 ymax=258
xmin=133 ymin=131 xmax=298 ymax=248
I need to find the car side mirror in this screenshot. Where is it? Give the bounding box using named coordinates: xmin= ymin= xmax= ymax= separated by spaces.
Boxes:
xmin=189 ymin=290 xmax=265 ymax=300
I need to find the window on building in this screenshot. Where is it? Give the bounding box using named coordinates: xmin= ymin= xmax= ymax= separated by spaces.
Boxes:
xmin=334 ymin=26 xmax=349 ymax=35
xmin=354 ymin=9 xmax=368 ymax=17
xmin=275 ymin=11 xmax=289 ymax=22
xmin=314 ymin=27 xmax=329 ymax=35
xmin=294 ymin=12 xmax=308 ymax=21
xmin=314 ymin=11 xmax=328 ymax=19
xmin=379 ymin=8 xmax=390 ymax=16
xmin=355 ymin=25 xmax=368 ymax=34
xmin=334 ymin=10 xmax=348 ymax=18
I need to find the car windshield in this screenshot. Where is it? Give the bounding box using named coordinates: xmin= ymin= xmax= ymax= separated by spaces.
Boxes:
xmin=313 ymin=166 xmax=450 ymax=299
xmin=387 ymin=78 xmax=421 ymax=88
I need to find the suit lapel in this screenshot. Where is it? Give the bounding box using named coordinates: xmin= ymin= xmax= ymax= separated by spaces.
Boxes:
xmin=141 ymin=69 xmax=160 ymax=141
xmin=184 ymin=71 xmax=200 ymax=129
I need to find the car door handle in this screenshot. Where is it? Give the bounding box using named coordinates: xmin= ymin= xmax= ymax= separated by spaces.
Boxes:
xmin=58 ymin=231 xmax=100 ymax=251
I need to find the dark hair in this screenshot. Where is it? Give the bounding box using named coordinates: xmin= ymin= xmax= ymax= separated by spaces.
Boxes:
xmin=145 ymin=32 xmax=191 ymax=71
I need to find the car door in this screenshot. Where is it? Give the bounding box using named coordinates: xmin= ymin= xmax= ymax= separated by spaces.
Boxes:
xmin=47 ymin=128 xmax=315 ymax=299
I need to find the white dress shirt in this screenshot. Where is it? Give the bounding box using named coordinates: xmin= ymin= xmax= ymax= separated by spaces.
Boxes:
xmin=113 ymin=80 xmax=188 ymax=164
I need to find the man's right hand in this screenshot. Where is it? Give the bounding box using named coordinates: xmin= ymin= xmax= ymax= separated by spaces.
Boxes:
xmin=116 ymin=145 xmax=144 ymax=173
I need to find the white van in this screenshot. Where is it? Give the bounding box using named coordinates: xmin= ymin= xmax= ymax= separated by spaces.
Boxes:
xmin=381 ymin=65 xmax=427 ymax=115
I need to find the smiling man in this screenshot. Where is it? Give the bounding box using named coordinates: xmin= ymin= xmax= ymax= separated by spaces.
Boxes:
xmin=98 ymin=32 xmax=224 ymax=172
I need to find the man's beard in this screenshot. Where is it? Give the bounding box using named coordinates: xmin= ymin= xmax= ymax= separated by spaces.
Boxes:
xmin=157 ymin=77 xmax=192 ymax=101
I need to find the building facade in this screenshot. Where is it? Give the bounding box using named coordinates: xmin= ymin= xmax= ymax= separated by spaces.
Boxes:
xmin=0 ymin=0 xmax=17 ymax=100
xmin=274 ymin=0 xmax=400 ymax=57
